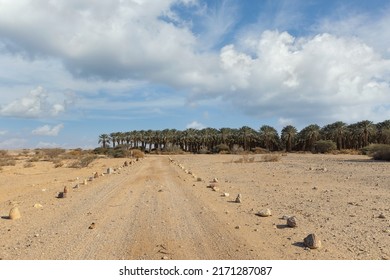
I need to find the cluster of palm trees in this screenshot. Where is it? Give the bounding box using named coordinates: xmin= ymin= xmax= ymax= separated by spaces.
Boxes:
xmin=98 ymin=120 xmax=390 ymax=153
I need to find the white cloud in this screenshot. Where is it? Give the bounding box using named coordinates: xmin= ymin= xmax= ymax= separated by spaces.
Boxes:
xmin=0 ymin=138 xmax=27 ymax=149
xmin=32 ymin=124 xmax=64 ymax=136
xmin=0 ymin=86 xmax=67 ymax=118
xmin=0 ymin=130 xmax=7 ymax=136
xmin=186 ymin=121 xmax=205 ymax=129
xmin=36 ymin=142 xmax=61 ymax=148
xmin=214 ymin=30 xmax=390 ymax=124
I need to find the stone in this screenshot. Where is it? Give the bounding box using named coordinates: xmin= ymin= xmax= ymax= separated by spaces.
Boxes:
xmin=9 ymin=207 xmax=21 ymax=220
xmin=212 ymin=186 xmax=220 ymax=192
xmin=304 ymin=233 xmax=322 ymax=249
xmin=63 ymin=186 xmax=68 ymax=194
xmin=212 ymin=178 xmax=219 ymax=183
xmin=235 ymin=194 xmax=242 ymax=203
xmin=107 ymin=168 xmax=113 ymax=174
xmin=287 ymin=216 xmax=298 ymax=227
xmin=222 ymin=193 xmax=230 ymax=197
xmin=94 ymin=172 xmax=99 ymax=178
xmin=256 ymin=209 xmax=272 ymax=217
xmin=88 ymin=222 xmax=96 ymax=229
xmin=83 ymin=179 xmax=88 ymax=185
xmin=197 ymin=177 xmax=202 ymax=182
xmin=378 ymin=213 xmax=386 ymax=219
xmin=33 ymin=203 xmax=43 ymax=209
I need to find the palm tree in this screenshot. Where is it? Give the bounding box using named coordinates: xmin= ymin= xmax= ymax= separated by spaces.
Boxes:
xmin=298 ymin=124 xmax=320 ymax=151
xmin=281 ymin=125 xmax=297 ymax=152
xmin=259 ymin=125 xmax=280 ymax=151
xmin=98 ymin=134 xmax=110 ymax=148
xmin=356 ymin=120 xmax=375 ymax=148
xmin=321 ymin=121 xmax=347 ymax=150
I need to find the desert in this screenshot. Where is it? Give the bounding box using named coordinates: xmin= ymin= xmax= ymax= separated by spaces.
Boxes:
xmin=0 ymin=150 xmax=389 ymax=260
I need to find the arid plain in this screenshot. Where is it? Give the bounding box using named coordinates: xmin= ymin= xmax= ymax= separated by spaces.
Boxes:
xmin=0 ymin=152 xmax=389 ymax=260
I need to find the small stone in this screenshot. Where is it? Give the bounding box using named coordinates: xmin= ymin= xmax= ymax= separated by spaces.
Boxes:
xmin=197 ymin=177 xmax=202 ymax=182
xmin=212 ymin=178 xmax=219 ymax=183
xmin=73 ymin=183 xmax=80 ymax=189
xmin=63 ymin=186 xmax=68 ymax=194
xmin=212 ymin=186 xmax=220 ymax=192
xmin=235 ymin=225 xmax=240 ymax=229
xmin=282 ymin=215 xmax=291 ymax=220
xmin=94 ymin=172 xmax=99 ymax=178
xmin=287 ymin=216 xmax=298 ymax=227
xmin=88 ymin=222 xmax=96 ymax=229
xmin=304 ymin=233 xmax=321 ymax=249
xmin=83 ymin=179 xmax=88 ymax=185
xmin=235 ymin=194 xmax=242 ymax=203
xmin=9 ymin=206 xmax=21 ymax=220
xmin=33 ymin=203 xmax=43 ymax=209
xmin=378 ymin=213 xmax=386 ymax=219
xmin=256 ymin=209 xmax=272 ymax=217
xmin=107 ymin=168 xmax=113 ymax=174
xmin=222 ymin=193 xmax=230 ymax=197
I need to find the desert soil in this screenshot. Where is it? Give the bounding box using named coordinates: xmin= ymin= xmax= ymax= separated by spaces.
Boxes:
xmin=0 ymin=153 xmax=389 ymax=260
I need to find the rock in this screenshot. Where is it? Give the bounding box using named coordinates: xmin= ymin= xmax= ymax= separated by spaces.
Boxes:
xmin=124 ymin=161 xmax=129 ymax=167
xmin=282 ymin=215 xmax=291 ymax=220
xmin=287 ymin=216 xmax=298 ymax=227
xmin=83 ymin=179 xmax=88 ymax=185
xmin=222 ymin=193 xmax=230 ymax=197
xmin=73 ymin=183 xmax=80 ymax=189
xmin=378 ymin=213 xmax=386 ymax=219
xmin=88 ymin=176 xmax=94 ymax=181
xmin=33 ymin=203 xmax=43 ymax=209
xmin=235 ymin=225 xmax=241 ymax=229
xmin=196 ymin=177 xmax=202 ymax=182
xmin=9 ymin=207 xmax=21 ymax=220
xmin=94 ymin=172 xmax=99 ymax=178
xmin=304 ymin=233 xmax=321 ymax=249
xmin=235 ymin=194 xmax=242 ymax=203
xmin=88 ymin=222 xmax=96 ymax=229
xmin=63 ymin=186 xmax=68 ymax=194
xmin=256 ymin=209 xmax=272 ymax=217
xmin=107 ymin=168 xmax=113 ymax=174
xmin=212 ymin=186 xmax=220 ymax=192
xmin=212 ymin=178 xmax=219 ymax=183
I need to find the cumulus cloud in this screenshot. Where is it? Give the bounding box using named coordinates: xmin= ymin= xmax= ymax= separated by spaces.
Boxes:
xmin=32 ymin=124 xmax=64 ymax=136
xmin=0 ymin=86 xmax=66 ymax=118
xmin=215 ymin=30 xmax=390 ymax=124
xmin=186 ymin=121 xmax=205 ymax=129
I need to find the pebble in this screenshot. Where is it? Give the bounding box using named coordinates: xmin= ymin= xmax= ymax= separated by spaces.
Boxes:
xmin=256 ymin=209 xmax=272 ymax=217
xmin=9 ymin=206 xmax=21 ymax=220
xmin=304 ymin=233 xmax=322 ymax=249
xmin=235 ymin=194 xmax=242 ymax=203
xmin=378 ymin=213 xmax=386 ymax=219
xmin=287 ymin=216 xmax=298 ymax=227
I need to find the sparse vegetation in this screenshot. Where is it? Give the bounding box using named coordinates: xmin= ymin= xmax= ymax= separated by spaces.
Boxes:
xmin=0 ymin=150 xmax=17 ymax=167
xmin=261 ymin=154 xmax=281 ymax=162
xmin=362 ymin=144 xmax=390 ymax=161
xmin=314 ymin=140 xmax=337 ymax=153
xmin=69 ymin=155 xmax=97 ymax=168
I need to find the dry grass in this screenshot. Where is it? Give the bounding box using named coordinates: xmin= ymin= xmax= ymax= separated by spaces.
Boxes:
xmin=234 ymin=154 xmax=255 ymax=163
xmin=261 ymin=154 xmax=281 ymax=162
xmin=0 ymin=150 xmax=17 ymax=167
xmin=68 ymin=155 xmax=97 ymax=168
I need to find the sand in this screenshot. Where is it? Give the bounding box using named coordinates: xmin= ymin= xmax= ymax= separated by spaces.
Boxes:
xmin=0 ymin=153 xmax=389 ymax=260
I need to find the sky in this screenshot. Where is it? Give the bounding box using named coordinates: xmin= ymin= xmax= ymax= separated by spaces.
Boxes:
xmin=0 ymin=0 xmax=389 ymax=149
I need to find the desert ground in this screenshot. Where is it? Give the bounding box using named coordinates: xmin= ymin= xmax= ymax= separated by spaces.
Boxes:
xmin=0 ymin=152 xmax=389 ymax=260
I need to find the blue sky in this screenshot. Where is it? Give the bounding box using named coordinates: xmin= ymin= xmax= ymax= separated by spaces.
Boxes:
xmin=0 ymin=0 xmax=389 ymax=149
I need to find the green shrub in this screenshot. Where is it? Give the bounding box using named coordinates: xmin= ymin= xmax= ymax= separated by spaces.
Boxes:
xmin=314 ymin=140 xmax=337 ymax=153
xmin=363 ymin=144 xmax=390 ymax=161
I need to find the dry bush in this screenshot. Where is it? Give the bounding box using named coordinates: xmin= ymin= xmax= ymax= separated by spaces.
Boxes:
xmin=52 ymin=158 xmax=64 ymax=168
xmin=252 ymin=147 xmax=270 ymax=154
xmin=234 ymin=154 xmax=255 ymax=163
xmin=41 ymin=148 xmax=66 ymax=160
xmin=261 ymin=154 xmax=281 ymax=162
xmin=68 ymin=155 xmax=97 ymax=168
xmin=131 ymin=149 xmax=145 ymax=159
xmin=0 ymin=150 xmax=17 ymax=167
xmin=23 ymin=162 xmax=35 ymax=168
xmin=28 ymin=155 xmax=42 ymax=162
xmin=363 ymin=144 xmax=390 ymax=161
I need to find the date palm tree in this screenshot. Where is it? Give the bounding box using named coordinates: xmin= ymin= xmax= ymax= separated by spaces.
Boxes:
xmin=281 ymin=125 xmax=297 ymax=152
xmin=259 ymin=125 xmax=280 ymax=151
xmin=98 ymin=134 xmax=110 ymax=148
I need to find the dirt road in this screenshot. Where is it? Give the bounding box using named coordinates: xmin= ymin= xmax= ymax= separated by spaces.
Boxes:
xmin=1 ymin=154 xmax=389 ymax=260
xmin=1 ymin=156 xmax=268 ymax=260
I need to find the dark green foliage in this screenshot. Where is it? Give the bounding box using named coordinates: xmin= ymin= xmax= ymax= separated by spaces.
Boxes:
xmin=314 ymin=140 xmax=337 ymax=153
xmin=362 ymin=144 xmax=390 ymax=161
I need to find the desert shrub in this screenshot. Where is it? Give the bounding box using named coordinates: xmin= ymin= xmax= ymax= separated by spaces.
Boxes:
xmin=41 ymin=148 xmax=66 ymax=160
xmin=131 ymin=149 xmax=144 ymax=159
xmin=28 ymin=155 xmax=41 ymax=162
xmin=214 ymin=144 xmax=230 ymax=154
xmin=198 ymin=147 xmax=209 ymax=154
xmin=231 ymin=144 xmax=244 ymax=154
xmin=0 ymin=158 xmax=16 ymax=167
xmin=314 ymin=140 xmax=337 ymax=153
xmin=23 ymin=162 xmax=35 ymax=168
xmin=261 ymin=154 xmax=281 ymax=162
xmin=163 ymin=144 xmax=183 ymax=154
xmin=0 ymin=150 xmax=8 ymax=156
xmin=234 ymin=154 xmax=255 ymax=163
xmin=362 ymin=144 xmax=390 ymax=161
xmin=69 ymin=155 xmax=97 ymax=168
xmin=252 ymin=147 xmax=270 ymax=154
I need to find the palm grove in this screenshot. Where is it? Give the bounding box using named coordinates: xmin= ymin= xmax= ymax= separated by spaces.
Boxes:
xmin=97 ymin=120 xmax=390 ymax=156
